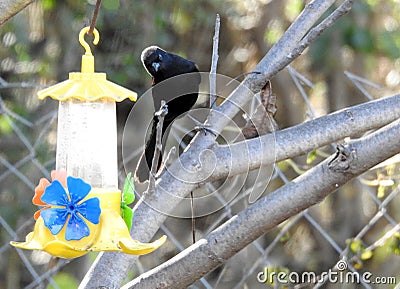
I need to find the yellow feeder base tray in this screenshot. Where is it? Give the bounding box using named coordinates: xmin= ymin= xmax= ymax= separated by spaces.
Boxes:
xmin=11 ymin=190 xmax=166 ymax=258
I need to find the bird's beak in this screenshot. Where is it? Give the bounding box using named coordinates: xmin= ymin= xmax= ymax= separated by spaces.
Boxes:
xmin=152 ymin=62 xmax=160 ymax=72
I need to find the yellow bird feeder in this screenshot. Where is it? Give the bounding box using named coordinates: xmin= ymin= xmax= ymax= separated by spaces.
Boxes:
xmin=11 ymin=27 xmax=166 ymax=258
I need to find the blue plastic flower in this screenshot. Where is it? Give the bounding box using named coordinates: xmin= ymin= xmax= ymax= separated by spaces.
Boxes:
xmin=40 ymin=176 xmax=101 ymax=241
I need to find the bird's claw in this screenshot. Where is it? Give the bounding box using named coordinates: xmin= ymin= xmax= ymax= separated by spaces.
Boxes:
xmin=155 ymin=103 xmax=168 ymax=117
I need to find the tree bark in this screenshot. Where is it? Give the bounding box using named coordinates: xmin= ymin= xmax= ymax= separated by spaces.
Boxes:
xmin=79 ymin=91 xmax=400 ymax=289
xmin=121 ymin=118 xmax=400 ymax=289
xmin=0 ymin=0 xmax=35 ymax=25
xmin=77 ymin=1 xmax=361 ymax=288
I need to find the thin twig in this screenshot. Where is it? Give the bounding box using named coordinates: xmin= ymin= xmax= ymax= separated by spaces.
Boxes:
xmin=189 ymin=13 xmax=220 ymax=244
xmin=364 ymin=222 xmax=400 ymax=252
xmin=88 ymin=0 xmax=102 ymax=35
xmin=344 ymin=70 xmax=382 ymax=101
xmin=0 ymin=0 xmax=35 ymax=25
xmin=259 ymin=0 xmax=354 ymax=87
xmin=344 ymin=70 xmax=382 ymax=89
xmin=159 ymin=146 xmax=177 ymax=172
xmin=210 ymin=14 xmax=220 ymax=108
xmin=190 ymin=191 xmax=196 ymax=243
xmin=148 ymin=101 xmax=168 ymax=194
xmin=204 ymin=0 xmax=343 ymax=136
xmin=288 ymin=66 xmax=316 ymax=118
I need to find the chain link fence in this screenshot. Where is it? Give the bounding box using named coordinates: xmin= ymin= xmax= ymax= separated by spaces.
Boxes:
xmin=0 ymin=65 xmax=399 ymax=289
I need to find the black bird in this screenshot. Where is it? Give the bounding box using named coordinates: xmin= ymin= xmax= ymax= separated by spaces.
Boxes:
xmin=135 ymin=46 xmax=201 ymax=183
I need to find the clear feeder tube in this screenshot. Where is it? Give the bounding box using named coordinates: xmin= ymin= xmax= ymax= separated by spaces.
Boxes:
xmin=56 ymin=98 xmax=118 ymax=189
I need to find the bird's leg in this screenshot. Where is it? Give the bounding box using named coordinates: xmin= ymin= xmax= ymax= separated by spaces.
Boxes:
xmin=154 ymin=103 xmax=168 ymax=118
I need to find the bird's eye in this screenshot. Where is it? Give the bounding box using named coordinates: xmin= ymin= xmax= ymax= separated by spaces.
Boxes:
xmin=157 ymin=54 xmax=163 ymax=62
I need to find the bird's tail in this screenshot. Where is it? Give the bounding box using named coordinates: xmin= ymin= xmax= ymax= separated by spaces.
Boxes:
xmin=135 ymin=118 xmax=171 ymax=183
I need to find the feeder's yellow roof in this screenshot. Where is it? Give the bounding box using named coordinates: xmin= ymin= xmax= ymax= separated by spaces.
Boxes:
xmin=37 ymin=27 xmax=137 ymax=102
xmin=38 ymin=72 xmax=137 ymax=102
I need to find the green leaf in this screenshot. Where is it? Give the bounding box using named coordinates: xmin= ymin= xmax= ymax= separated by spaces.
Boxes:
xmin=347 ymin=238 xmax=373 ymax=261
xmin=361 ymin=250 xmax=373 ymax=260
xmin=348 ymin=238 xmax=363 ymax=253
xmin=344 ymin=26 xmax=374 ymax=53
xmin=122 ymin=172 xmax=135 ymax=205
xmin=40 ymin=0 xmax=56 ymax=10
xmin=279 ymin=232 xmax=291 ymax=243
xmin=0 ymin=115 xmax=12 ymax=135
xmin=121 ymin=205 xmax=133 ymax=232
xmin=306 ymin=150 xmax=317 ymax=164
xmin=46 ymin=272 xmax=78 ymax=289
xmin=284 ymin=0 xmax=304 ymax=21
xmin=377 ymin=185 xmax=385 ymax=198
xmin=121 ymin=173 xmax=135 ymax=231
xmin=389 ymin=233 xmax=400 ymax=255
xmin=103 ymin=0 xmax=120 ymax=10
xmin=377 ymin=31 xmax=400 ymax=59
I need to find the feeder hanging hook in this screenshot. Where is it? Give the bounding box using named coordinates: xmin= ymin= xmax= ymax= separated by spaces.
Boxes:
xmin=79 ymin=26 xmax=99 ymax=56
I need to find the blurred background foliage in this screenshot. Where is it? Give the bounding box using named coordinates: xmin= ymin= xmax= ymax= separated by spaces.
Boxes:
xmin=2 ymin=0 xmax=400 ymax=126
xmin=1 ymin=0 xmax=400 ymax=288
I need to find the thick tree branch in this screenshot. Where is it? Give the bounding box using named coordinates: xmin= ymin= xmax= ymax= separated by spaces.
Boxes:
xmin=122 ymin=118 xmax=400 ymax=289
xmin=0 ymin=0 xmax=35 ymax=25
xmin=79 ymin=1 xmax=355 ymax=288
xmin=127 ymin=94 xmax=400 ymax=186
xmin=131 ymin=94 xmax=400 ymax=233
xmin=79 ymin=93 xmax=400 ymax=289
xmin=210 ymin=94 xmax=400 ymax=180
